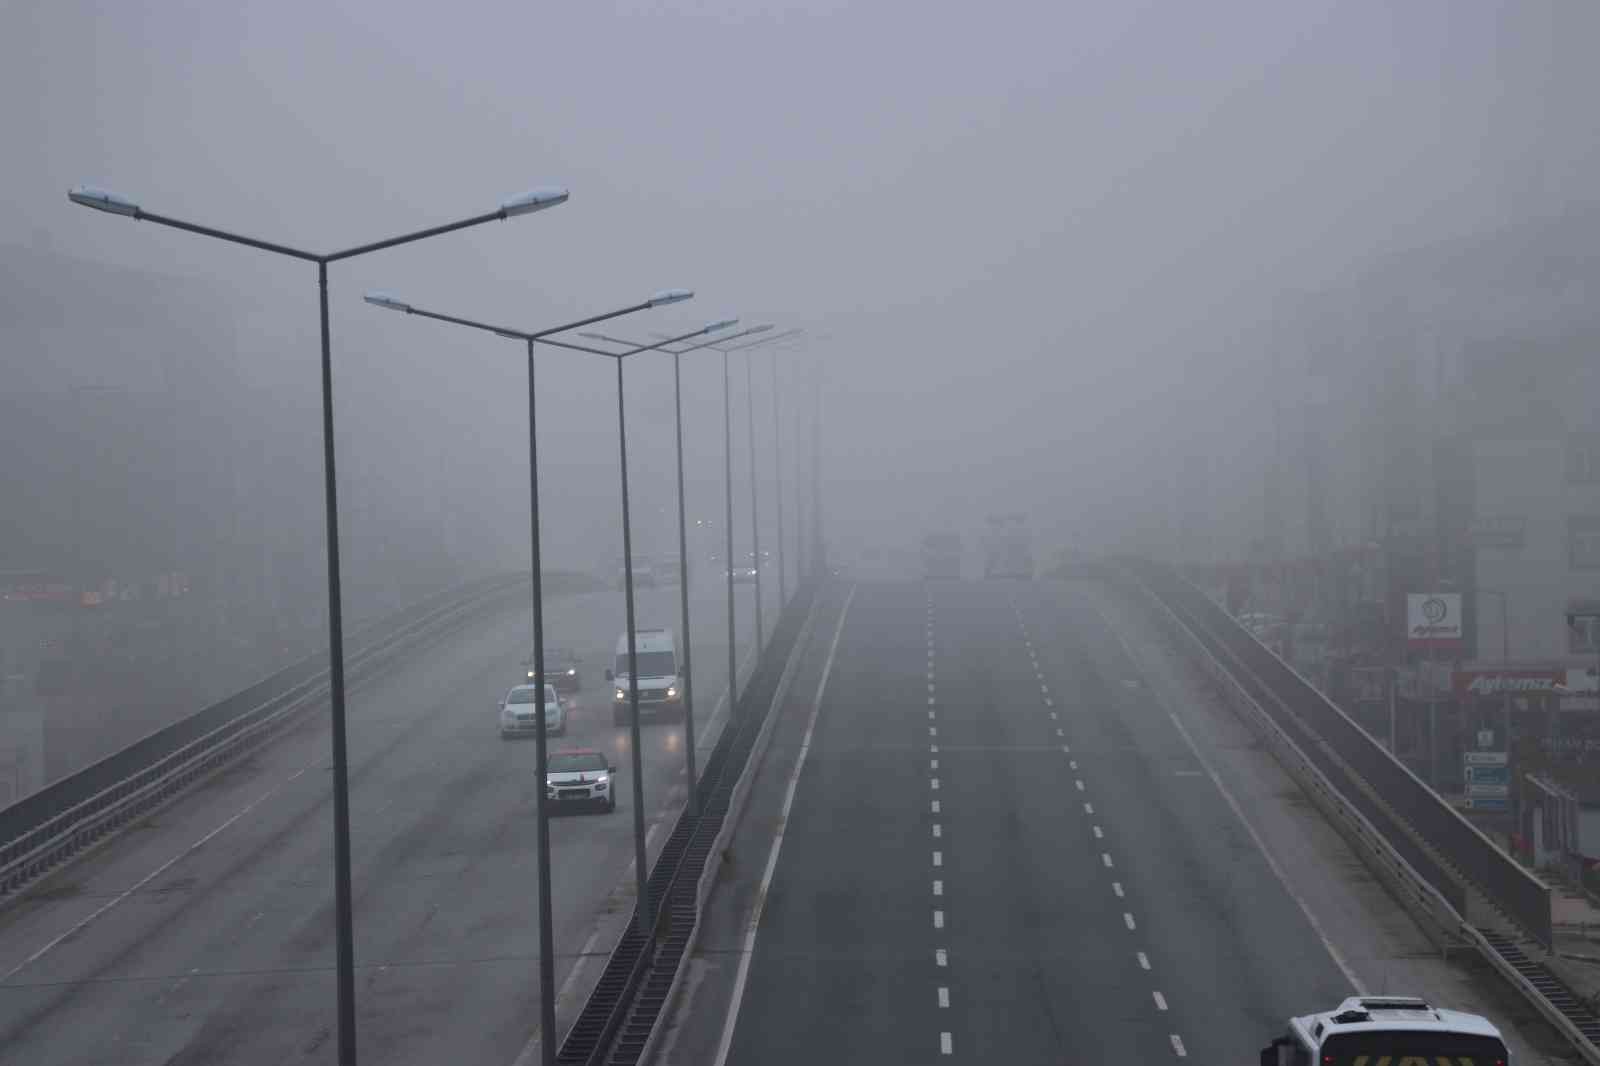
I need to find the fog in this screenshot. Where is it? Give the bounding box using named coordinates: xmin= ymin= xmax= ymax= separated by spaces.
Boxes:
xmin=4 ymin=0 xmax=1599 ymax=785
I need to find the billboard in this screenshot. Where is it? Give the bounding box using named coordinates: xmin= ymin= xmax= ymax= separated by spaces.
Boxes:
xmin=1407 ymin=592 xmax=1463 ymax=650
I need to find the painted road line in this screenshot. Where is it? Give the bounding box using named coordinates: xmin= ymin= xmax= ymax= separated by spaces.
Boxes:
xmin=1137 ymin=951 xmax=1150 ymax=970
xmin=1124 ymin=912 xmax=1137 ymax=930
xmin=711 ymin=585 xmax=857 ymax=1066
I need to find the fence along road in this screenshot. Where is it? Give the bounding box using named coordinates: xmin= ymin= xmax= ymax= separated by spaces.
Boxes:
xmin=0 ymin=575 xmax=767 ymax=1066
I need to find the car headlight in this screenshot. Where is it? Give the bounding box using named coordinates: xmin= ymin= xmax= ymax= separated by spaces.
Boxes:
xmin=594 ymin=776 xmax=609 ymax=788
xmin=566 ymin=668 xmax=577 ymax=676
xmin=615 ymin=688 xmax=627 ymax=701
xmin=666 ymin=686 xmax=678 ymax=699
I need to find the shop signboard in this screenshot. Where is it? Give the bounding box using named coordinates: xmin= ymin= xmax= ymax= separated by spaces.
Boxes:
xmin=1407 ymin=593 xmax=1463 ymax=650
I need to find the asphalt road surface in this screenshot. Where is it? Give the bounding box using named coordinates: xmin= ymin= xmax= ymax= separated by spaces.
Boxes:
xmin=0 ymin=575 xmax=774 ymax=1066
xmin=721 ymin=578 xmax=1353 ymax=1065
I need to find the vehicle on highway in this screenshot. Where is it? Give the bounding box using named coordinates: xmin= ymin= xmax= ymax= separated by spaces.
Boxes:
xmin=982 ymin=512 xmax=1034 ymax=578
xmin=545 ymin=748 xmax=617 ymax=813
xmin=525 ymin=647 xmax=582 ymax=693
xmin=499 ymin=683 xmax=566 ymax=739
xmin=920 ymin=531 xmax=962 ymax=579
xmin=606 ymin=627 xmax=684 ymax=725
xmin=1259 ymin=996 xmax=1509 ymax=1066
xmin=616 ymin=558 xmax=658 ymax=589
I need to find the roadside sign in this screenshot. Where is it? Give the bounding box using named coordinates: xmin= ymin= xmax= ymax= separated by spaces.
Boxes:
xmin=1408 ymin=593 xmax=1463 ymax=649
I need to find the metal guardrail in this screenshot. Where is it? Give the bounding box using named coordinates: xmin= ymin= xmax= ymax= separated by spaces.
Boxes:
xmin=0 ymin=573 xmax=536 ymax=900
xmin=1122 ymin=558 xmax=1553 ymax=947
xmin=1115 ymin=561 xmax=1600 ymax=1064
xmin=555 ymin=582 xmax=820 ymax=1066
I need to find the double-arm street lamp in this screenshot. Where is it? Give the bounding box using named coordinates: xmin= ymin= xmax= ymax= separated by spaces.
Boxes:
xmin=576 ymin=323 xmax=775 ymax=816
xmin=362 ymin=287 xmax=692 ymax=1066
xmin=520 ymin=322 xmax=741 ymax=946
xmin=67 ymin=182 xmax=569 ymax=1066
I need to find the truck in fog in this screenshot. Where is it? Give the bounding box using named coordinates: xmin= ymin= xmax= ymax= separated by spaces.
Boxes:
xmin=982 ymin=513 xmax=1034 ymax=579
xmin=920 ymin=532 xmax=962 ymax=579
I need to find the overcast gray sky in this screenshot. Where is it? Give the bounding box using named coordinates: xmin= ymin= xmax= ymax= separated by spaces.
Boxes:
xmin=6 ymin=0 xmax=1598 ymax=563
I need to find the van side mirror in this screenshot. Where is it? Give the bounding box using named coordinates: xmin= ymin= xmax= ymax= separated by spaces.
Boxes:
xmin=604 ymin=668 xmax=614 ymax=681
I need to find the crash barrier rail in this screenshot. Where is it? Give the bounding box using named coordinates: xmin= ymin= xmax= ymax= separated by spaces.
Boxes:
xmin=556 ymin=581 xmax=820 ymax=1066
xmin=0 ymin=572 xmax=551 ymax=900
xmin=1120 ymin=557 xmax=1552 ymax=948
xmin=1115 ymin=561 xmax=1600 ymax=1062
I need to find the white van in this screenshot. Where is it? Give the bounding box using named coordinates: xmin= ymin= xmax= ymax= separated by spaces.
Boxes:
xmin=606 ymin=628 xmax=683 ymax=726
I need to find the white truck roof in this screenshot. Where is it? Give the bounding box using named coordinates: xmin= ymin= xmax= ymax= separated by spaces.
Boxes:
xmin=614 ymin=628 xmax=675 ymax=657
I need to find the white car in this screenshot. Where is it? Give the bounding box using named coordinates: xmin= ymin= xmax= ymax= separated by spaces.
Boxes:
xmin=499 ymin=683 xmax=565 ymax=739
xmin=545 ymin=748 xmax=617 ymax=813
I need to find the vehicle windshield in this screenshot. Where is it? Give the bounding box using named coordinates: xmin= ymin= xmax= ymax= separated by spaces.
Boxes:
xmin=506 ymin=686 xmax=557 ymax=705
xmin=1320 ymin=1032 xmax=1508 ymax=1065
xmin=615 ymin=652 xmax=676 ymax=678
xmin=547 ymin=753 xmax=608 ymax=773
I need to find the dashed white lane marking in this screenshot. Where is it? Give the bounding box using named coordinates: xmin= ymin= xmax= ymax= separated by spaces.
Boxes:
xmin=932 ymin=824 xmax=942 ymax=838
xmin=1170 ymin=1034 xmax=1187 ymax=1057
xmin=930 ymin=744 xmax=939 ymax=753
xmin=1069 ymin=760 xmax=1077 ymax=769
xmin=1123 ymin=912 xmax=1137 ymax=930
xmin=1153 ymin=991 xmax=1168 ymax=1011
xmin=712 ymin=585 xmax=856 ymax=1066
xmin=931 ymin=777 xmax=940 ymax=789
xmin=1137 ymin=951 xmax=1150 ymax=970
xmin=930 ymin=758 xmax=939 ymax=769
xmin=931 ymin=800 xmax=940 ymax=814
xmin=1055 ymin=728 xmax=1065 ymax=737
xmin=1101 ymin=852 xmax=1114 ymax=868
xmin=1039 ymin=684 xmax=1049 ymax=695
xmin=935 ymin=948 xmax=948 ymax=967
xmin=933 ymin=880 xmax=943 ymax=896
xmin=1092 ymin=826 xmax=1103 ymax=839
xmin=1083 ymin=802 xmax=1094 ymax=814
xmin=1113 ymin=882 xmax=1124 ymax=898
xmin=938 ymin=986 xmax=950 ymax=1008
xmin=933 ymin=851 xmax=943 ymax=867
xmin=1075 ymin=780 xmax=1085 ymax=792
xmin=1048 ymin=711 xmax=1057 ymax=720
xmin=927 ymin=682 xmax=935 ymax=693
xmin=933 ymin=910 xmax=945 ymax=929
xmin=927 ymin=696 xmax=936 ymax=706
xmin=1060 ymin=744 xmax=1070 ymax=753
xmin=929 ymin=727 xmax=938 ymax=738
xmin=940 ymin=1032 xmax=953 ymax=1055
xmin=2 ymin=762 xmax=315 ymax=984
xmin=1044 ymin=697 xmax=1054 ymax=708
xmin=928 ymin=710 xmax=935 ymax=719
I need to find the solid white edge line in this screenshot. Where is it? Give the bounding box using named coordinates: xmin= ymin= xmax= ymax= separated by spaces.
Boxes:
xmin=1 ymin=764 xmax=312 ymax=984
xmin=711 ymin=584 xmax=857 ymax=1066
xmin=1163 ymin=709 xmax=1367 ymax=993
xmin=1091 ymin=599 xmax=1366 ymax=995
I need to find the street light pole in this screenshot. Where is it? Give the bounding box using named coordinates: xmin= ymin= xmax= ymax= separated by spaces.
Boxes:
xmin=771 ymin=351 xmax=786 ymax=612
xmin=534 ymin=321 xmax=740 ymax=940
xmin=362 ymin=290 xmax=696 ymax=1054
xmin=744 ymin=351 xmax=764 ymax=653
xmin=669 ymin=350 xmax=697 ymax=815
xmin=70 ymin=183 xmax=569 ymax=1066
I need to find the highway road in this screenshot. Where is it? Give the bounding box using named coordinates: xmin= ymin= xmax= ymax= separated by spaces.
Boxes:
xmin=718 ymin=578 xmax=1355 ymax=1064
xmin=0 ymin=573 xmax=775 ymax=1066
